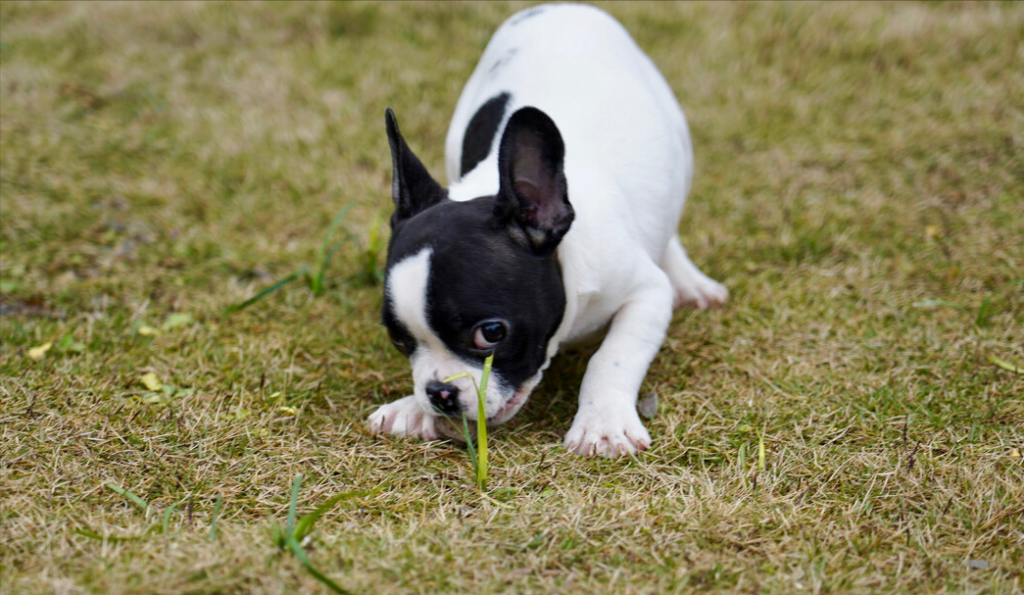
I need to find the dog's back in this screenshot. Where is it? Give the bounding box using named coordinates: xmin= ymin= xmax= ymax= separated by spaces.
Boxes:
xmin=445 ymin=4 xmax=694 ymax=264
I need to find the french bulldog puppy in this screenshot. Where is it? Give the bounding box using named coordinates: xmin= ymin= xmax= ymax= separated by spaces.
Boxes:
xmin=369 ymin=4 xmax=727 ymax=457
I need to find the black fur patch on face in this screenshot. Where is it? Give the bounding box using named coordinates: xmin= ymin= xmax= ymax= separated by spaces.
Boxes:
xmin=381 ymin=292 xmax=416 ymax=357
xmin=385 ymin=197 xmax=565 ymax=391
xmin=460 ymin=92 xmax=511 ymax=178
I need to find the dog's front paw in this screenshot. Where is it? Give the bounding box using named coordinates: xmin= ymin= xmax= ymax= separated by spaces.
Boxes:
xmin=563 ymin=407 xmax=651 ymax=457
xmin=675 ymin=276 xmax=729 ymax=310
xmin=368 ymin=395 xmax=438 ymax=440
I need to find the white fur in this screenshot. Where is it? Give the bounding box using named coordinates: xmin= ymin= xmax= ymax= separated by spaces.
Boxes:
xmin=371 ymin=5 xmax=727 ymax=456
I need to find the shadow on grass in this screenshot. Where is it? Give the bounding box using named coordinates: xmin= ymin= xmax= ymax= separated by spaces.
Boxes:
xmin=500 ymin=344 xmax=600 ymax=440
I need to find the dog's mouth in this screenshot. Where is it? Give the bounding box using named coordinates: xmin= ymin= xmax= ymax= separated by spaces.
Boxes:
xmin=431 ymin=386 xmax=530 ymax=443
xmin=489 ymin=387 xmax=528 ymax=425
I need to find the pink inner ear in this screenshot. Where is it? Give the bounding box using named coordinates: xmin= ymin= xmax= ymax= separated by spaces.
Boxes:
xmin=513 ymin=178 xmax=564 ymax=228
xmin=513 ymin=179 xmax=542 ymax=204
xmin=501 ymin=117 xmax=570 ymax=241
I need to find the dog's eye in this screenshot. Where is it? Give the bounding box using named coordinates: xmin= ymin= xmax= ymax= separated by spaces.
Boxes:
xmin=473 ymin=320 xmax=508 ymax=352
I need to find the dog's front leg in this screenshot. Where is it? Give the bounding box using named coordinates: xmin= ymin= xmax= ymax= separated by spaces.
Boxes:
xmin=564 ymin=272 xmax=674 ymax=457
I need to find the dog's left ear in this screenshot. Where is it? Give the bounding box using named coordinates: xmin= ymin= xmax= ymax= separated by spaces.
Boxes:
xmin=495 ymin=107 xmax=574 ymax=256
xmin=385 ymin=108 xmax=446 ymax=224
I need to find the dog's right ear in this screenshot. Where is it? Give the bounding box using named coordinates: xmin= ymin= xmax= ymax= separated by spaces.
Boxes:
xmin=495 ymin=107 xmax=573 ymax=256
xmin=385 ymin=108 xmax=446 ymax=224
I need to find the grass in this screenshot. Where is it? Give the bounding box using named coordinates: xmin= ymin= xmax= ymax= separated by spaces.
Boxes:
xmin=271 ymin=474 xmax=374 ymax=594
xmin=222 ymin=205 xmax=356 ymax=316
xmin=445 ymin=353 xmax=495 ymax=491
xmin=1 ymin=1 xmax=1022 ymax=593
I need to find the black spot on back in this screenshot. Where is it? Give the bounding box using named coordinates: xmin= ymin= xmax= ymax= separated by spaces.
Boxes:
xmin=460 ymin=92 xmax=511 ymax=178
xmin=509 ymin=5 xmax=548 ymax=26
xmin=488 ymin=48 xmax=518 ymax=75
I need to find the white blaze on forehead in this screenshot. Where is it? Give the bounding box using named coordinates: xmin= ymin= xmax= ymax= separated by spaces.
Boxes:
xmin=386 ymin=247 xmax=479 ymax=407
xmin=385 ymin=248 xmax=438 ymax=351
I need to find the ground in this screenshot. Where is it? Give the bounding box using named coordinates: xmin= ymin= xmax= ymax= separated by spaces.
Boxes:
xmin=1 ymin=2 xmax=1022 ymax=594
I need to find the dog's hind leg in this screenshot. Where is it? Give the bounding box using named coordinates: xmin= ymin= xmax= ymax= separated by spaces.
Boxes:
xmin=662 ymin=236 xmax=728 ymax=310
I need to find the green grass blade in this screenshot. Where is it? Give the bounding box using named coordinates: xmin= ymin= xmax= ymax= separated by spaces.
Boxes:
xmin=313 ymin=206 xmax=353 ymax=294
xmin=461 ymin=412 xmax=479 ymax=477
xmin=975 ymin=295 xmax=992 ymax=327
xmin=105 ymin=483 xmax=149 ymax=513
xmin=313 ymin=239 xmax=350 ymax=295
xmin=444 ymin=370 xmax=486 ymax=485
xmin=758 ymin=432 xmax=766 ymax=471
xmin=286 ymin=535 xmax=354 ymax=594
xmin=286 ymin=474 xmax=302 ymax=537
xmin=737 ymin=442 xmax=747 ymax=488
xmin=989 ymin=355 xmax=1023 ymax=374
xmin=224 ymin=266 xmax=308 ymax=316
xmin=318 ymin=206 xmax=352 ymax=268
xmin=73 ymin=527 xmax=105 ymax=541
xmin=443 ymin=372 xmax=474 ymax=384
xmin=359 ymin=214 xmax=387 ymax=285
xmin=476 ymin=354 xmax=493 ymax=491
xmin=161 ymin=501 xmax=180 ymax=535
xmin=293 ymin=488 xmax=379 ymax=542
xmin=208 ymin=496 xmax=223 ymax=542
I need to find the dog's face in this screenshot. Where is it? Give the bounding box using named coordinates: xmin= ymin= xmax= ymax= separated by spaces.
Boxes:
xmin=382 ymin=107 xmax=574 ymax=424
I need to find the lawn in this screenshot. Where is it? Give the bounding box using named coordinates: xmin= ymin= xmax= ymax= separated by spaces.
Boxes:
xmin=1 ymin=2 xmax=1022 ymax=593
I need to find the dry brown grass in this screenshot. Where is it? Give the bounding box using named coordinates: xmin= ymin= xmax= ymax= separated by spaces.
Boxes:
xmin=1 ymin=2 xmax=1022 ymax=593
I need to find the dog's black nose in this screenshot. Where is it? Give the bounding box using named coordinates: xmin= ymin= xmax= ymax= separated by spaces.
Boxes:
xmin=426 ymin=380 xmax=461 ymax=416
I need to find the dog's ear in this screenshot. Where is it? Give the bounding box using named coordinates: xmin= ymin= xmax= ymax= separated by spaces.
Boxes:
xmin=495 ymin=107 xmax=573 ymax=256
xmin=385 ymin=108 xmax=446 ymax=224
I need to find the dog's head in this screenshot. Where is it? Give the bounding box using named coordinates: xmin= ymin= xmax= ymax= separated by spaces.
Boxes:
xmin=381 ymin=107 xmax=573 ymax=425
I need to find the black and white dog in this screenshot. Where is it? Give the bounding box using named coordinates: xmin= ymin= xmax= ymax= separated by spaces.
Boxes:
xmin=369 ymin=4 xmax=727 ymax=457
